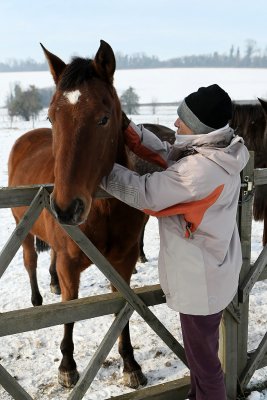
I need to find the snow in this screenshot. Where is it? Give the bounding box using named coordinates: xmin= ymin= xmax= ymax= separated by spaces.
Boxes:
xmin=0 ymin=68 xmax=266 ymax=399
xmin=1 ymin=67 xmax=267 ymax=108
xmin=248 ymin=391 xmax=267 ymax=400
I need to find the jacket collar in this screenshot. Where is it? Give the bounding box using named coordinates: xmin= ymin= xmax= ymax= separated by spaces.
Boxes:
xmin=174 ymin=125 xmax=234 ymax=149
xmin=168 ymin=126 xmax=244 ymax=163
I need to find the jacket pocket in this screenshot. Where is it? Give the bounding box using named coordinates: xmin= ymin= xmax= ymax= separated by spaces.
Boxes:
xmin=163 ymin=235 xmax=210 ymax=314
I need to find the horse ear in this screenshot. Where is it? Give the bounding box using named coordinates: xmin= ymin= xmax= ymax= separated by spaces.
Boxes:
xmin=94 ymin=40 xmax=116 ymax=82
xmin=40 ymin=43 xmax=66 ymax=85
xmin=258 ymin=97 xmax=267 ymax=115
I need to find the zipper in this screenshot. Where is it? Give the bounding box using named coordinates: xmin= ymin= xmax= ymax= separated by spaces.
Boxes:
xmin=185 ymin=222 xmax=193 ymax=239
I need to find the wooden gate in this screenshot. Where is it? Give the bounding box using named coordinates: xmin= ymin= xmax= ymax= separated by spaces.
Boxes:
xmin=0 ymin=157 xmax=266 ymax=399
xmin=0 ymin=184 xmax=190 ymax=400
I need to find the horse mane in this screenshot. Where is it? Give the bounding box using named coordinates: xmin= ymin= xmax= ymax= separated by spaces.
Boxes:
xmin=232 ymin=102 xmax=263 ymax=122
xmin=231 ymin=102 xmax=267 ymax=153
xmin=59 ymin=57 xmax=97 ymax=91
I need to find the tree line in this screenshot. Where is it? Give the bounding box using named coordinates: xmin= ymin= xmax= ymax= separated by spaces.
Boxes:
xmin=1 ymin=40 xmax=267 ymax=72
xmin=116 ymin=40 xmax=267 ymax=68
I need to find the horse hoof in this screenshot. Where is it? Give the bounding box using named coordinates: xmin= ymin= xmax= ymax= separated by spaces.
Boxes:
xmin=32 ymin=294 xmax=43 ymax=307
xmin=58 ymin=369 xmax=79 ymax=388
xmin=123 ymin=370 xmax=147 ymax=389
xmin=50 ymin=284 xmax=61 ymax=295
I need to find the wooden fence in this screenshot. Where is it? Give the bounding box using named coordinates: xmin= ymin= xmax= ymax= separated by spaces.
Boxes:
xmin=0 ymin=156 xmax=266 ymax=399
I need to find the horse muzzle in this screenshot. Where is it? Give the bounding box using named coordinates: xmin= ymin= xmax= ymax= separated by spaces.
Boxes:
xmin=50 ymin=196 xmax=88 ymax=226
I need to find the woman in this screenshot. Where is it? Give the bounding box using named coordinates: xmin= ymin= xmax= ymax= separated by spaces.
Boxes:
xmin=101 ymin=84 xmax=249 ymax=399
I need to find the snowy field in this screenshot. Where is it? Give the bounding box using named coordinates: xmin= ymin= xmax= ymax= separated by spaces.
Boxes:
xmin=1 ymin=67 xmax=267 ymax=108
xmin=0 ymin=68 xmax=266 ymax=399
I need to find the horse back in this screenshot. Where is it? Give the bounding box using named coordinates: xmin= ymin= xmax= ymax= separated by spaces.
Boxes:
xmin=8 ymin=128 xmax=54 ymax=187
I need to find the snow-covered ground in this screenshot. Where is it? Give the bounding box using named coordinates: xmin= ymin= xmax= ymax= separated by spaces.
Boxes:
xmin=0 ymin=67 xmax=266 ymax=399
xmin=1 ymin=67 xmax=267 ymax=108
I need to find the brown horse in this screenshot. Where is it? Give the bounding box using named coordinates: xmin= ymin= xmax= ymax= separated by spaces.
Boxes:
xmin=8 ymin=41 xmax=147 ymax=389
xmin=232 ymin=99 xmax=267 ymax=246
xmin=137 ymin=100 xmax=267 ymax=261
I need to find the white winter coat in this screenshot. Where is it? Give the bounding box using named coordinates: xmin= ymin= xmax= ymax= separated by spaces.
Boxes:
xmin=101 ymin=122 xmax=250 ymax=315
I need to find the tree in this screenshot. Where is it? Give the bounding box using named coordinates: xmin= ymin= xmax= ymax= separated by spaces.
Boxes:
xmin=6 ymin=84 xmax=22 ymax=128
xmin=38 ymin=87 xmax=54 ymax=108
xmin=6 ymin=83 xmax=43 ymax=127
xmin=24 ymin=85 xmax=43 ymax=124
xmin=243 ymin=39 xmax=258 ymax=66
xmin=120 ymin=86 xmax=140 ymax=115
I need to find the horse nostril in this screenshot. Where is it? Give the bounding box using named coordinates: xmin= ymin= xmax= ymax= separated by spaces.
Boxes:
xmin=73 ymin=198 xmax=85 ymax=217
xmin=50 ymin=197 xmax=85 ymax=225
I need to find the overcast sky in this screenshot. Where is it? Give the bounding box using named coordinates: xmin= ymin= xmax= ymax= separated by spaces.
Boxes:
xmin=1 ymin=0 xmax=267 ymax=62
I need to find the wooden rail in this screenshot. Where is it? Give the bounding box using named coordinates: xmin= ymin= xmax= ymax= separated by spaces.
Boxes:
xmin=0 ymin=285 xmax=164 ymax=337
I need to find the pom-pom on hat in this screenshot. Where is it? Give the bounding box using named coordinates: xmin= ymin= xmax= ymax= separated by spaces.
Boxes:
xmin=177 ymin=84 xmax=232 ymax=134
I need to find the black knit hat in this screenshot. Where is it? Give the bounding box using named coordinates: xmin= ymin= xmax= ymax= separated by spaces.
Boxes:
xmin=177 ymin=84 xmax=232 ymax=134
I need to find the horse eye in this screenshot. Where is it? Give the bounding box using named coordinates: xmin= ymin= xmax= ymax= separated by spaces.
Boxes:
xmin=98 ymin=116 xmax=109 ymax=126
xmin=47 ymin=116 xmax=52 ymax=125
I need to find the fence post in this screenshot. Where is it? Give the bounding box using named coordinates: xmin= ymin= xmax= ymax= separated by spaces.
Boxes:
xmin=223 ymin=302 xmax=239 ymax=399
xmin=223 ymin=152 xmax=254 ymax=399
xmin=237 ymin=152 xmax=254 ymax=395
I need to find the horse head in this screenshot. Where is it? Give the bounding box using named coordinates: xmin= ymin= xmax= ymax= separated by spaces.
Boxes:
xmin=258 ymin=98 xmax=267 ymax=157
xmin=231 ymin=99 xmax=267 ymax=165
xmin=42 ymin=40 xmax=122 ymax=225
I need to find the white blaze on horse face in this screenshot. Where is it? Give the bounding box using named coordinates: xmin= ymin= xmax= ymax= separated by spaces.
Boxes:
xmin=63 ymin=90 xmax=81 ymax=105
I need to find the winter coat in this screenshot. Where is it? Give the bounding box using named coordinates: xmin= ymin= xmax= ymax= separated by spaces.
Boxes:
xmin=101 ymin=121 xmax=250 ymax=315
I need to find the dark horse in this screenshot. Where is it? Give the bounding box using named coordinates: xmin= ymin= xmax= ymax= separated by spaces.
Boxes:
xmin=136 ymin=99 xmax=267 ymax=262
xmin=232 ymin=99 xmax=267 ymax=246
xmin=8 ymin=41 xmax=147 ymax=389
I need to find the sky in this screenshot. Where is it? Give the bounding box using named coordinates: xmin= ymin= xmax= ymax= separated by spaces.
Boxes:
xmin=1 ymin=0 xmax=267 ymax=63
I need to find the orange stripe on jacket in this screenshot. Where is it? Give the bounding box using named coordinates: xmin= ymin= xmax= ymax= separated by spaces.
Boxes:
xmin=125 ymin=125 xmax=168 ymax=169
xmin=143 ymin=184 xmax=224 ymax=237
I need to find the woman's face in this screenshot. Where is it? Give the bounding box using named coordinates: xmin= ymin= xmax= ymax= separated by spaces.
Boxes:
xmin=174 ymin=117 xmax=193 ymax=135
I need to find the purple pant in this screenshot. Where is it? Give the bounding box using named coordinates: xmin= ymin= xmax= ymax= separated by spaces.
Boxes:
xmin=180 ymin=311 xmax=227 ymax=400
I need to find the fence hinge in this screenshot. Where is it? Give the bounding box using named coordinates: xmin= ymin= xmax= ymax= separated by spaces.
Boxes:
xmin=239 ymin=175 xmax=254 ymax=205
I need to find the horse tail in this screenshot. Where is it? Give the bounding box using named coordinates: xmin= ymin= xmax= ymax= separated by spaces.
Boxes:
xmin=253 ymin=185 xmax=267 ymax=220
xmin=35 ymin=237 xmax=50 ymax=253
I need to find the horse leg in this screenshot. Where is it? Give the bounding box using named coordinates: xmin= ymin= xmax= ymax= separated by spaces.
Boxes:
xmin=110 ymin=245 xmax=147 ymax=389
xmin=49 ymin=249 xmax=61 ymax=295
xmin=138 ymin=215 xmax=149 ymax=263
xmin=56 ymin=253 xmax=80 ymax=388
xmin=22 ymin=233 xmax=43 ymax=306
xmin=118 ymin=319 xmax=147 ymax=388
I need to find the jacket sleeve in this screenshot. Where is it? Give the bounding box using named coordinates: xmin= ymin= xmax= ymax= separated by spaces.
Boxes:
xmin=124 ymin=121 xmax=173 ymax=169
xmin=100 ymin=161 xmax=200 ymax=214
